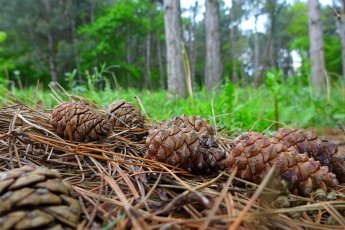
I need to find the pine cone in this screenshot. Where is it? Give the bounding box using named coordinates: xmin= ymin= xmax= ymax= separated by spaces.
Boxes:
xmin=225 ymin=130 xmax=338 ymax=196
xmin=107 ymin=100 xmax=144 ymax=128
xmin=272 ymin=127 xmax=345 ymax=183
xmin=145 ymin=126 xmax=226 ymax=174
xmin=0 ymin=166 xmax=80 ymax=229
xmin=331 ymin=151 xmax=345 ymax=183
xmin=154 ymin=114 xmax=215 ymax=138
xmin=50 ymin=101 xmax=112 ymax=142
xmin=272 ymin=128 xmax=338 ymax=168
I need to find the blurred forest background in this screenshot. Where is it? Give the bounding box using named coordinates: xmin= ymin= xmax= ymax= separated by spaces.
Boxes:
xmin=0 ymin=0 xmax=345 ymax=131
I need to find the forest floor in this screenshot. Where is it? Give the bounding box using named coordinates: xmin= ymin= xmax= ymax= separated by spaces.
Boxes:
xmin=0 ymin=90 xmax=345 ymax=229
xmin=1 ymin=84 xmax=345 ymax=229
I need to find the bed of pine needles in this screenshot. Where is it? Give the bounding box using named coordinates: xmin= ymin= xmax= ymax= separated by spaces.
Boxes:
xmin=1 ymin=88 xmax=345 ymax=230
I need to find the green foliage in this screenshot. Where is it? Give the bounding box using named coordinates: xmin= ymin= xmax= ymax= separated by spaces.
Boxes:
xmin=224 ymin=59 xmax=244 ymax=82
xmin=0 ymin=0 xmax=344 ymax=92
xmin=64 ymin=63 xmax=119 ymax=94
xmin=265 ymin=69 xmax=283 ymax=95
xmin=287 ymin=2 xmax=308 ymax=37
xmin=64 ymin=69 xmax=78 ymax=90
xmin=287 ymin=2 xmax=309 ymax=55
xmin=77 ymin=0 xmax=163 ymax=87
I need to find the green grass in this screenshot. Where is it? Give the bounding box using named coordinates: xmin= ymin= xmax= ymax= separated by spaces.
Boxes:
xmin=2 ymin=73 xmax=344 ymax=134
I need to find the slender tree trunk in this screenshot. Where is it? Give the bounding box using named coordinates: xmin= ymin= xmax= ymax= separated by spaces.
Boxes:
xmin=287 ymin=50 xmax=294 ymax=75
xmin=89 ymin=1 xmax=99 ymax=70
xmin=290 ymin=51 xmax=295 ymax=75
xmin=45 ymin=0 xmax=58 ymax=83
xmin=240 ymin=33 xmax=246 ymax=86
xmin=230 ymin=4 xmax=238 ymax=83
xmin=157 ymin=34 xmax=165 ymax=89
xmin=259 ymin=0 xmax=282 ymax=83
xmin=258 ymin=25 xmax=272 ymax=83
xmin=189 ymin=1 xmax=198 ymax=89
xmin=340 ymin=0 xmax=345 ymax=77
xmin=308 ymin=0 xmax=325 ymax=88
xmin=71 ymin=19 xmax=81 ymax=81
xmin=47 ymin=29 xmax=57 ymax=83
xmin=126 ymin=31 xmax=132 ymax=88
xmin=145 ymin=30 xmax=151 ymax=90
xmin=269 ymin=43 xmax=274 ymax=67
xmin=254 ymin=15 xmax=260 ymax=85
xmin=332 ymin=0 xmax=345 ymax=77
xmin=258 ymin=0 xmax=278 ymax=84
xmin=163 ymin=0 xmax=186 ymax=98
xmin=90 ymin=1 xmax=95 ymax=23
xmin=205 ymin=0 xmax=223 ymax=91
xmin=189 ymin=23 xmax=196 ymax=88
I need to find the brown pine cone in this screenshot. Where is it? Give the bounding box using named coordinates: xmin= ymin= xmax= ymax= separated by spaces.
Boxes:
xmin=330 ymin=151 xmax=345 ymax=183
xmin=107 ymin=100 xmax=144 ymax=128
xmin=225 ymin=131 xmax=338 ymax=196
xmin=0 ymin=166 xmax=80 ymax=229
xmin=272 ymin=128 xmax=338 ymax=169
xmin=50 ymin=101 xmax=112 ymax=142
xmin=272 ymin=127 xmax=345 ymax=183
xmin=145 ymin=126 xmax=226 ymax=174
xmin=154 ymin=114 xmax=215 ymax=138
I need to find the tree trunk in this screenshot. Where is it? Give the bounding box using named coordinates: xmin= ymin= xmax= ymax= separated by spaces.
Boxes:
xmin=240 ymin=32 xmax=246 ymax=86
xmin=45 ymin=0 xmax=58 ymax=83
xmin=47 ymin=29 xmax=57 ymax=83
xmin=308 ymin=0 xmax=325 ymax=88
xmin=189 ymin=1 xmax=198 ymax=89
xmin=269 ymin=43 xmax=274 ymax=68
xmin=258 ymin=0 xmax=280 ymax=83
xmin=145 ymin=30 xmax=151 ymax=90
xmin=205 ymin=0 xmax=223 ymax=91
xmin=90 ymin=1 xmax=95 ymax=23
xmin=287 ymin=50 xmax=294 ymax=75
xmin=230 ymin=4 xmax=238 ymax=84
xmin=254 ymin=15 xmax=260 ymax=85
xmin=157 ymin=33 xmax=165 ymax=89
xmin=332 ymin=0 xmax=345 ymax=77
xmin=163 ymin=0 xmax=186 ymax=98
xmin=126 ymin=31 xmax=132 ymax=88
xmin=258 ymin=20 xmax=273 ymax=83
xmin=340 ymin=0 xmax=345 ymax=78
xmin=189 ymin=23 xmax=196 ymax=88
xmin=71 ymin=19 xmax=81 ymax=81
